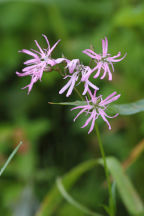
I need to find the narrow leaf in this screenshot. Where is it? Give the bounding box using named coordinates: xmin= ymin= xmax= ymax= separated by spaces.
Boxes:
xmin=113 ymin=99 xmax=144 ymax=115
xmin=56 ymin=177 xmax=102 ymax=216
xmin=0 ymin=141 xmax=23 ymax=176
xmin=105 ymin=157 xmax=144 ymax=215
xmin=49 ymin=99 xmax=144 ymax=116
xmin=48 ymin=100 xmax=87 ymax=106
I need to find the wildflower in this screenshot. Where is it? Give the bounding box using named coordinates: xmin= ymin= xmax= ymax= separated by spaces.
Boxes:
xmin=83 ymin=37 xmax=126 ymax=81
xmin=16 ymin=35 xmax=62 ymax=94
xmin=59 ymin=59 xmax=99 ymax=97
xmin=71 ymin=89 xmax=120 ymax=134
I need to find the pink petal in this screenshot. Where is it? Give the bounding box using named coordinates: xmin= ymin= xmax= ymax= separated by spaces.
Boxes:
xmin=47 ymin=59 xmax=57 ymax=66
xmin=100 ymin=63 xmax=108 ymax=80
xmin=22 ymin=64 xmax=39 ymax=72
xmin=16 ymin=71 xmax=32 ymax=77
xmin=88 ymin=110 xmax=97 ymax=134
xmin=93 ymin=90 xmax=97 ymax=98
xmin=83 ymin=79 xmax=99 ymax=96
xmin=83 ymin=49 xmax=101 ymax=60
xmin=73 ymin=108 xmax=88 ymax=122
xmin=102 ymin=37 xmax=108 ymax=57
xmin=22 ymin=75 xmax=38 ymax=94
xmin=59 ymin=78 xmax=72 ymax=95
xmin=34 ymin=40 xmax=44 ymax=55
xmin=55 ymin=58 xmax=66 ymax=64
xmin=105 ymin=37 xmax=108 ymax=55
xmin=71 ymin=105 xmax=88 ymax=111
xmin=99 ymin=109 xmax=111 ymax=130
xmin=109 ymin=62 xmax=114 ymax=72
xmin=87 ymin=80 xmax=99 ymax=91
xmin=93 ymin=62 xmax=103 ymax=78
xmin=100 ymin=93 xmax=120 ymax=106
xmin=82 ymin=82 xmax=89 ymax=95
xmin=31 ymin=48 xmax=41 ymax=55
xmin=39 ymin=63 xmax=46 ymax=80
xmin=20 ymin=49 xmax=38 ymax=59
xmin=106 ymin=64 xmax=112 ymax=81
xmin=21 ymin=84 xmax=31 ymax=94
xmin=80 ymin=66 xmax=91 ymax=81
xmin=67 ymin=59 xmax=79 ymax=74
xmin=107 ymin=52 xmax=121 ymax=60
xmin=81 ymin=112 xmax=94 ymax=129
xmin=100 ymin=92 xmax=116 ymax=105
xmin=107 ymin=53 xmax=127 ymax=62
xmin=66 ymin=79 xmax=76 ymax=97
xmin=100 ymin=108 xmax=119 ymax=118
xmin=42 ymin=34 xmax=50 ymax=50
xmin=48 ymin=39 xmax=61 ymax=56
xmin=24 ymin=59 xmax=39 ymax=65
xmin=104 ymin=112 xmax=119 ymax=119
xmin=87 ymin=88 xmax=93 ymax=100
xmin=16 ymin=71 xmax=25 ymax=77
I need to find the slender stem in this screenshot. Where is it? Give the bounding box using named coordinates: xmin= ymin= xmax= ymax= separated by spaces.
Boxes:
xmin=68 ymin=84 xmax=114 ymax=215
xmin=74 ymin=87 xmax=84 ymax=101
xmin=95 ymin=123 xmax=114 ymax=216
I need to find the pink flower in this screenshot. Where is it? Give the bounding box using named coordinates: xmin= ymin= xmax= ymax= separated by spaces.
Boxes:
xmin=83 ymin=37 xmax=126 ymax=81
xmin=71 ymin=90 xmax=120 ymax=134
xmin=59 ymin=59 xmax=99 ymax=97
xmin=16 ymin=35 xmax=62 ymax=94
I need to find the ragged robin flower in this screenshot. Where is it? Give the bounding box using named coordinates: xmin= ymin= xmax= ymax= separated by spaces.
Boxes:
xmin=71 ymin=89 xmax=120 ymax=134
xmin=83 ymin=37 xmax=126 ymax=81
xmin=16 ymin=35 xmax=63 ymax=94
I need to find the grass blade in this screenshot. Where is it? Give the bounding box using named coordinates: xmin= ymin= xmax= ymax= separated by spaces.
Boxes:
xmin=0 ymin=141 xmax=23 ymax=176
xmin=56 ymin=177 xmax=103 ymax=216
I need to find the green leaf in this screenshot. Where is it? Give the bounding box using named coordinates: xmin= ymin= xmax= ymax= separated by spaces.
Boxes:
xmin=0 ymin=141 xmax=23 ymax=176
xmin=36 ymin=157 xmax=144 ymax=216
xmin=48 ymin=100 xmax=87 ymax=106
xmin=105 ymin=158 xmax=144 ymax=215
xmin=49 ymin=99 xmax=144 ymax=116
xmin=113 ymin=99 xmax=144 ymax=115
xmin=56 ymin=177 xmax=102 ymax=216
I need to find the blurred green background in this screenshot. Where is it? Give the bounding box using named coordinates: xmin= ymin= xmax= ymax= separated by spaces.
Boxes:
xmin=0 ymin=0 xmax=144 ymax=215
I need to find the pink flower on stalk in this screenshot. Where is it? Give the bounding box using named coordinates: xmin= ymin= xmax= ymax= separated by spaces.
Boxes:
xmin=71 ymin=90 xmax=120 ymax=134
xmin=16 ymin=35 xmax=62 ymax=94
xmin=83 ymin=37 xmax=126 ymax=81
xmin=59 ymin=59 xmax=99 ymax=97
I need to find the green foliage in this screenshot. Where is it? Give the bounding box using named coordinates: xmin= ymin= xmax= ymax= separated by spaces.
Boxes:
xmin=0 ymin=0 xmax=144 ymax=215
xmin=36 ymin=157 xmax=144 ymax=216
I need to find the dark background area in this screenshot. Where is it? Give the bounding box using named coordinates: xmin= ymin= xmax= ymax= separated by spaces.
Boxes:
xmin=0 ymin=0 xmax=144 ymax=215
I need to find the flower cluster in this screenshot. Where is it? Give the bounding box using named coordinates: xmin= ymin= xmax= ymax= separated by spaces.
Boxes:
xmin=16 ymin=35 xmax=126 ymax=133
xmin=59 ymin=59 xmax=99 ymax=97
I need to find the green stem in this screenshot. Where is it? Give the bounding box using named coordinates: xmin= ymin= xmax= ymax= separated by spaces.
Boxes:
xmin=70 ymin=86 xmax=114 ymax=215
xmin=74 ymin=87 xmax=84 ymax=101
xmin=95 ymin=123 xmax=114 ymax=216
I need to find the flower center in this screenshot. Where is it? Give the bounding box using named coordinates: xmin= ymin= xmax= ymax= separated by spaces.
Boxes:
xmin=94 ymin=55 xmax=110 ymax=64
